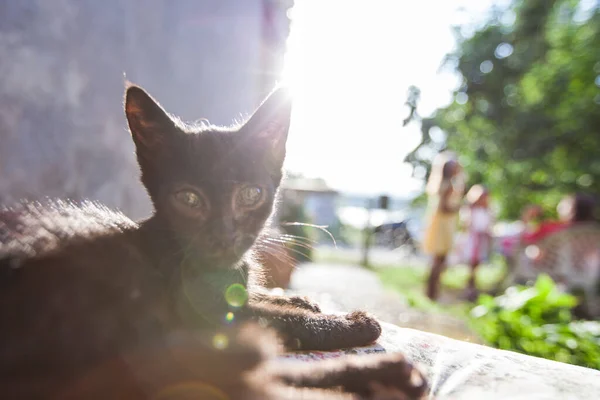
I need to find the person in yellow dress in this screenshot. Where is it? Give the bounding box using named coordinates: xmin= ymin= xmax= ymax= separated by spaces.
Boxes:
xmin=423 ymin=151 xmax=465 ymax=300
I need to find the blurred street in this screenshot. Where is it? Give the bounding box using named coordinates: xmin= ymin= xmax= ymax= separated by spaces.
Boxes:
xmin=315 ymin=244 xmax=427 ymax=268
xmin=287 ymin=262 xmax=478 ymax=342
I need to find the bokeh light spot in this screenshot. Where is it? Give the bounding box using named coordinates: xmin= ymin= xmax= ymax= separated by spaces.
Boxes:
xmin=494 ymin=42 xmax=514 ymax=59
xmin=525 ymin=245 xmax=540 ymax=260
xmin=480 ymin=60 xmax=494 ymax=74
xmin=212 ymin=333 xmax=229 ymax=350
xmin=455 ymin=92 xmax=468 ymax=105
xmin=224 ymin=284 xmax=248 ymax=308
xmin=577 ymin=174 xmax=593 ymax=187
xmin=225 ymin=312 xmax=235 ymax=323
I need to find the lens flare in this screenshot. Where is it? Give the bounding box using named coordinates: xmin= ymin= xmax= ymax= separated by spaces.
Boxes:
xmin=224 ymin=284 xmax=248 ymax=308
xmin=212 ymin=333 xmax=229 ymax=350
xmin=225 ymin=312 xmax=235 ymax=323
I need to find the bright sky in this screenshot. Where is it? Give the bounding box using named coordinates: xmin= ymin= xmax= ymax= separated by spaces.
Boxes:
xmin=282 ymin=0 xmax=502 ymax=197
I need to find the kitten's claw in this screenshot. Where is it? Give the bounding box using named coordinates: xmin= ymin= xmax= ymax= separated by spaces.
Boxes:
xmin=345 ymin=311 xmax=382 ymax=345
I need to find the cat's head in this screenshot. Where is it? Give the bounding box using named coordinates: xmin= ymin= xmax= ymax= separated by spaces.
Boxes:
xmin=124 ymin=84 xmax=291 ymax=268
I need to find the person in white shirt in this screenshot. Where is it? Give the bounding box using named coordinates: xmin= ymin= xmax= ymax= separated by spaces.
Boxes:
xmin=462 ymin=184 xmax=493 ymax=301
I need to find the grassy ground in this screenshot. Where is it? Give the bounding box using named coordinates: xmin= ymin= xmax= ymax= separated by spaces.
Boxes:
xmin=314 ymin=247 xmax=507 ymax=320
xmin=377 ymin=262 xmax=506 ymax=319
xmin=310 ymin=249 xmax=599 ymax=366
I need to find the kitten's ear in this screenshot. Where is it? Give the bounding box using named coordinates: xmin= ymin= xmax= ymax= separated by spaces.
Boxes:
xmin=124 ymin=84 xmax=177 ymax=153
xmin=243 ymin=87 xmax=292 ymax=166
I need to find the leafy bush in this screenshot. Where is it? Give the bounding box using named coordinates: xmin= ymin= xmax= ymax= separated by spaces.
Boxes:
xmin=470 ymin=275 xmax=600 ymax=370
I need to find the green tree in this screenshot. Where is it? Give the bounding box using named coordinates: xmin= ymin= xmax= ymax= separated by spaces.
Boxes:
xmin=405 ymin=0 xmax=600 ymax=219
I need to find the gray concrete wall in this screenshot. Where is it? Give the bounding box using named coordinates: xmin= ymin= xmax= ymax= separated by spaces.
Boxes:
xmin=0 ymin=0 xmax=291 ymax=218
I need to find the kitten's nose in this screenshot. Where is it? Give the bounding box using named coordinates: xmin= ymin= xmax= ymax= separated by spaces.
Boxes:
xmin=210 ymin=219 xmax=235 ymax=247
xmin=209 ymin=237 xmax=231 ymax=252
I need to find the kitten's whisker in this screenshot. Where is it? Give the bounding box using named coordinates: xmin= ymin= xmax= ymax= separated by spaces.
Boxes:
xmin=283 ymin=246 xmax=311 ymax=261
xmin=269 ymin=236 xmax=317 ymax=248
xmin=255 ymin=251 xmax=298 ymax=275
xmin=255 ymin=241 xmax=294 ymax=259
xmin=274 ymin=236 xmax=316 ymax=247
xmin=276 ymin=234 xmax=317 ymax=244
xmin=254 ymin=243 xmax=299 ymax=266
xmin=255 ymin=245 xmax=298 ymax=272
xmin=262 ymin=235 xmax=310 ymax=246
xmin=261 ymin=237 xmax=314 ymax=252
xmin=281 ymin=222 xmax=337 ymax=248
xmin=258 ymin=240 xmax=311 ymax=261
xmin=258 ymin=242 xmax=312 ymax=259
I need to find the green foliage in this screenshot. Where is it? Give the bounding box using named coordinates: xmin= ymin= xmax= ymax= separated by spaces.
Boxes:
xmin=470 ymin=275 xmax=600 ymax=369
xmin=405 ymin=0 xmax=600 ymax=219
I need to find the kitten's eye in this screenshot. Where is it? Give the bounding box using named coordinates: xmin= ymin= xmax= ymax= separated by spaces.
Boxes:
xmin=174 ymin=190 xmax=204 ymax=209
xmin=237 ymin=185 xmax=264 ymax=208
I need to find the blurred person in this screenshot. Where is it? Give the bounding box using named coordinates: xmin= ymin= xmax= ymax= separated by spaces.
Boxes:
xmin=499 ymin=204 xmax=560 ymax=259
xmin=522 ymin=193 xmax=596 ymax=245
xmin=521 ymin=204 xmax=565 ymax=245
xmin=520 ymin=193 xmax=598 ymax=317
xmin=501 ymin=193 xmax=597 ymax=260
xmin=423 ymin=151 xmax=466 ymax=300
xmin=555 ymin=193 xmax=599 ymax=318
xmin=461 ymin=185 xmax=493 ymax=301
xmin=557 ymin=192 xmax=597 ymax=225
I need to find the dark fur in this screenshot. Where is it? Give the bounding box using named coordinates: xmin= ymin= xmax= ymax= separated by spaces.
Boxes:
xmin=0 ymin=85 xmax=425 ymax=398
xmin=5 ymin=322 xmax=426 ymax=399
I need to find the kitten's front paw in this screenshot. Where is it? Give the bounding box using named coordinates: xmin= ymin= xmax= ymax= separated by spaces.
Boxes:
xmin=288 ymin=295 xmax=321 ymax=313
xmin=345 ymin=310 xmax=382 ymax=345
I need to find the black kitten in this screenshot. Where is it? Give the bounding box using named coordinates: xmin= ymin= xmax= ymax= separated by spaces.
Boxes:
xmin=0 ymin=84 xmax=382 ymax=397
xmin=11 ymin=322 xmax=426 ymax=399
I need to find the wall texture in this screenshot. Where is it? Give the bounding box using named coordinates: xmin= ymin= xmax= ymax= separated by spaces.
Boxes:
xmin=0 ymin=0 xmax=291 ymax=218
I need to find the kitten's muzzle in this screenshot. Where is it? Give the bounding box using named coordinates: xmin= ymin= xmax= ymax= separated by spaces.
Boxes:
xmin=207 ymin=237 xmax=233 ymax=253
xmin=203 ymin=234 xmax=254 ymax=267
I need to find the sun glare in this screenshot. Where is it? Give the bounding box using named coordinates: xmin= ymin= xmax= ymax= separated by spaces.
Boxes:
xmin=281 ymin=0 xmax=488 ymax=197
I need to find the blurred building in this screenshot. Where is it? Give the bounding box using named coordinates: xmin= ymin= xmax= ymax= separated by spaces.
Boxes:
xmin=0 ymin=0 xmax=293 ymax=218
xmin=281 ymin=177 xmax=339 ymax=227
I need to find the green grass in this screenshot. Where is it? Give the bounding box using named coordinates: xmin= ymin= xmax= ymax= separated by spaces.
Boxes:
xmin=313 ymin=247 xmax=507 ymax=318
xmin=310 ymin=248 xmax=599 ymax=366
xmin=376 ymin=263 xmax=506 ymax=318
xmin=437 ymin=262 xmax=506 ymax=291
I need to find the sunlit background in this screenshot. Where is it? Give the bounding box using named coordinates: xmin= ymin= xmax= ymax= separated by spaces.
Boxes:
xmin=1 ymin=0 xmax=599 ymax=371
xmin=282 ymin=0 xmax=509 ymax=198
